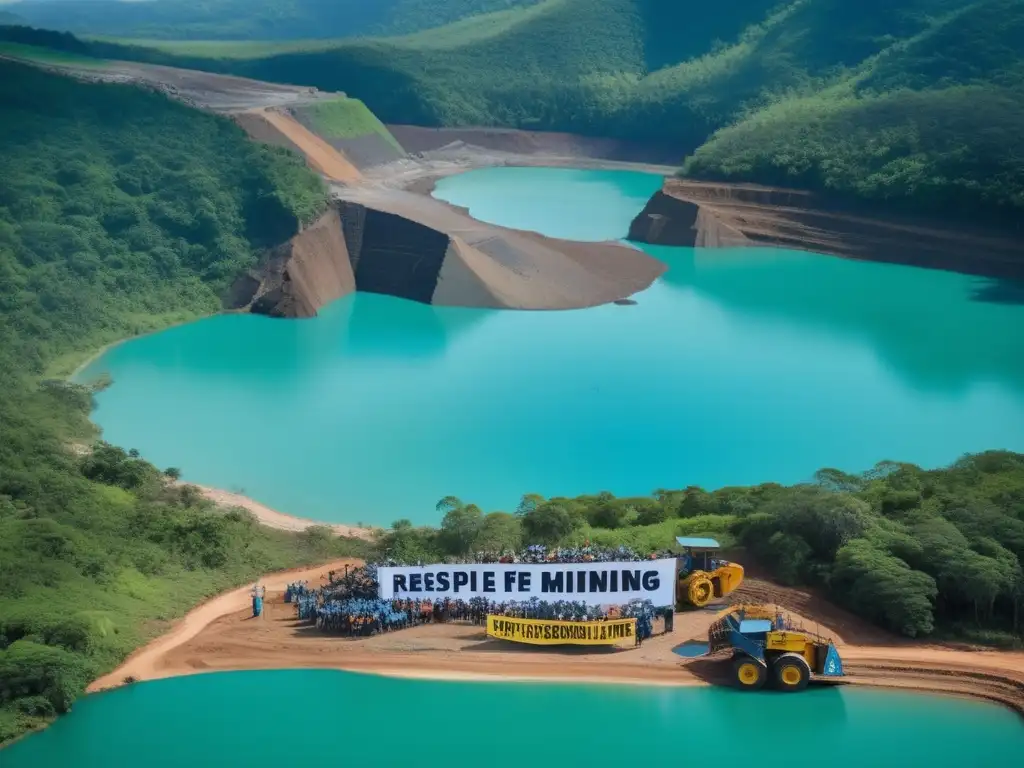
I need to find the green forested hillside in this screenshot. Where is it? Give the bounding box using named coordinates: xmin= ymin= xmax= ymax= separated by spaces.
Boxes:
xmin=683 ymin=0 xmax=1024 ymax=218
xmin=5 ymin=0 xmax=544 ymax=41
xmin=14 ymin=0 xmax=1018 ymax=218
xmin=0 ymin=59 xmax=325 ymax=374
xmin=0 ymin=60 xmax=360 ymax=745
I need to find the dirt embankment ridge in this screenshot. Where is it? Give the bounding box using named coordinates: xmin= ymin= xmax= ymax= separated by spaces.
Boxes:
xmin=388 ymin=124 xmax=682 ymax=165
xmin=230 ymin=190 xmax=666 ymax=316
xmin=630 ymin=179 xmax=1024 ymax=279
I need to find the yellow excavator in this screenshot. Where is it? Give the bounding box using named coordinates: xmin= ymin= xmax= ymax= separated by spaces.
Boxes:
xmin=675 ymin=537 xmax=745 ymax=609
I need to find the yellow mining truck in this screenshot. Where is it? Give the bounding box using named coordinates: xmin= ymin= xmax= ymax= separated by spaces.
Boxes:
xmin=675 ymin=537 xmax=744 ymax=609
xmin=708 ymin=605 xmax=844 ymax=692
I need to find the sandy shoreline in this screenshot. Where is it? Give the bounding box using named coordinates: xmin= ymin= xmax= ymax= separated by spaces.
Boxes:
xmin=190 ymin=484 xmax=377 ymax=540
xmin=86 ymin=561 xmax=1024 ymax=718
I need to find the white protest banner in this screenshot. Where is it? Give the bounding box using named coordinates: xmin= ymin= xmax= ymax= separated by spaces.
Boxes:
xmin=377 ymin=559 xmax=677 ymax=607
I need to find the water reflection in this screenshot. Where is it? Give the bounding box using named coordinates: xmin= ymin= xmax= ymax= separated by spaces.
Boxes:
xmin=76 ymin=168 xmax=1024 ymax=525
xmin=649 ymin=245 xmax=1024 ymax=394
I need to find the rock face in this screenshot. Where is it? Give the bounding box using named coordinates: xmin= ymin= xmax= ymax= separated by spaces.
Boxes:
xmin=630 ymin=180 xmax=1024 ymax=279
xmin=341 ymin=201 xmax=449 ymax=303
xmin=232 ymin=192 xmax=666 ymax=318
xmin=628 ymin=190 xmax=749 ymax=248
xmin=229 ymin=207 xmax=355 ymax=318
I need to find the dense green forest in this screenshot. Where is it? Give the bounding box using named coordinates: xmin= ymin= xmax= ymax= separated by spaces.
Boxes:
xmin=390 ymin=452 xmax=1024 ymax=645
xmin=6 ymin=0 xmax=1019 ymax=219
xmin=0 ymin=58 xmax=326 ymax=374
xmin=0 ymin=60 xmax=359 ymax=745
xmin=2 ymin=0 xmax=545 ymax=41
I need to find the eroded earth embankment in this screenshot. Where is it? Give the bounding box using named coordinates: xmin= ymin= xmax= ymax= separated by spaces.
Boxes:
xmin=630 ymin=179 xmax=1024 ymax=280
xmin=230 ymin=190 xmax=666 ymax=316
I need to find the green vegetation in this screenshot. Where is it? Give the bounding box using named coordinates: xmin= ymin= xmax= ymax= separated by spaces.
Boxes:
xmin=0 ymin=58 xmax=326 ymax=375
xmin=0 ymin=60 xmax=351 ymax=745
xmin=682 ymin=0 xmax=1024 ymax=219
xmin=393 ymin=452 xmax=1024 ymax=645
xmin=6 ymin=0 xmax=546 ymax=41
xmin=1 ymin=1 xmax=1022 ymax=744
xmin=0 ymin=40 xmax=103 ymax=65
xmin=10 ymin=0 xmax=1019 ymax=219
xmin=299 ymin=97 xmax=405 ymax=153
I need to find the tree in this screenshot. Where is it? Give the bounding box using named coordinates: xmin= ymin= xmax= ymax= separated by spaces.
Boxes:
xmin=163 ymin=467 xmax=181 ymax=481
xmin=435 ymin=496 xmax=463 ymax=515
xmin=522 ymin=503 xmax=574 ymax=546
xmin=764 ymin=487 xmax=869 ymax=561
xmin=440 ymin=502 xmax=484 ymax=556
xmin=814 ymin=468 xmax=864 ymax=493
xmin=634 ymin=503 xmax=669 ymax=526
xmin=515 ymin=493 xmax=544 ymax=516
xmin=832 ymin=539 xmax=938 ymax=637
xmin=473 ymin=512 xmax=522 ymax=553
xmin=677 ymin=487 xmax=713 ymax=518
xmin=590 ymin=499 xmax=628 ymax=529
xmin=379 ymin=523 xmax=440 ymax=564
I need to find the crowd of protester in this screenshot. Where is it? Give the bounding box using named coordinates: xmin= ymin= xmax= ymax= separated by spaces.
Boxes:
xmin=284 ymin=545 xmax=672 ymax=641
xmin=470 ymin=544 xmax=673 ymax=564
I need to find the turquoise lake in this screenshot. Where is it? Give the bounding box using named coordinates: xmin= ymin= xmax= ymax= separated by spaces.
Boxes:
xmin=79 ymin=167 xmax=1024 ymax=526
xmin=4 ymin=670 xmax=1022 ymax=766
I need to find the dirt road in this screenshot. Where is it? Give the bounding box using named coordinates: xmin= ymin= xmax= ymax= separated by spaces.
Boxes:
xmin=87 ymin=559 xmax=360 ymax=692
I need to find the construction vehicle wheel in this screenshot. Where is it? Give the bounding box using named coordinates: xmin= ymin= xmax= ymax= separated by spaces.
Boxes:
xmin=687 ymin=575 xmax=714 ymax=607
xmin=772 ymin=653 xmax=811 ymax=692
xmin=732 ymin=656 xmax=766 ymax=690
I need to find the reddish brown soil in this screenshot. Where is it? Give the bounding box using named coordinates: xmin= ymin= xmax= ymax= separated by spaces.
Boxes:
xmin=89 ymin=563 xmax=1024 ymax=717
xmin=632 ymin=180 xmax=1024 ymax=280
xmin=255 ymin=108 xmax=362 ymax=183
xmin=387 ymin=124 xmax=682 ymax=165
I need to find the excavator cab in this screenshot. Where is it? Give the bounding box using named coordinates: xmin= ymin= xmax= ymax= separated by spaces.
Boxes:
xmin=675 ymin=537 xmax=744 ymax=609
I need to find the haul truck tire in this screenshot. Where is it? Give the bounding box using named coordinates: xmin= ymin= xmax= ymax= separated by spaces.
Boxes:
xmin=687 ymin=574 xmax=714 ymax=607
xmin=732 ymin=656 xmax=767 ymax=690
xmin=772 ymin=653 xmax=811 ymax=692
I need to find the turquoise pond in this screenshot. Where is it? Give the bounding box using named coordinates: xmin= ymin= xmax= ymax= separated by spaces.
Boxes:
xmin=77 ymin=167 xmax=1024 ymax=526
xmin=3 ymin=670 xmax=1022 ymax=766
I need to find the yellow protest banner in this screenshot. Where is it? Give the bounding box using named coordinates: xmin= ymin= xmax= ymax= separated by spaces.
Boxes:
xmin=486 ymin=615 xmax=636 ymax=646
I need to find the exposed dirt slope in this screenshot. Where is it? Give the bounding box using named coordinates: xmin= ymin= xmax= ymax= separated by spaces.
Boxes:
xmin=340 ymin=185 xmax=666 ymax=310
xmin=231 ymin=188 xmax=664 ymax=316
xmin=728 ymin=578 xmax=897 ymax=646
xmin=228 ymin=206 xmax=356 ymax=318
xmin=388 ymin=124 xmax=682 ymax=164
xmin=254 ymin=108 xmax=363 ymax=183
xmin=8 ymin=56 xmax=333 ymax=112
xmin=630 ymin=180 xmax=1024 ymax=279
xmin=291 ymin=110 xmax=405 ymax=169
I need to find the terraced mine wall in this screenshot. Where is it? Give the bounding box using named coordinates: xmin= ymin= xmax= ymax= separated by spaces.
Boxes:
xmin=630 ymin=180 xmax=1024 ymax=280
xmin=230 ymin=192 xmax=665 ymax=318
xmin=388 ymin=124 xmax=681 ymax=164
xmin=229 ymin=201 xmax=449 ymax=317
xmin=228 ymin=207 xmax=356 ymax=318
